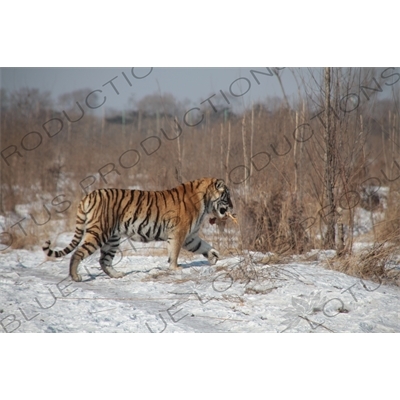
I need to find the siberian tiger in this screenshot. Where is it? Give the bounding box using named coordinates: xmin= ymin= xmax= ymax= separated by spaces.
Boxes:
xmin=43 ymin=177 xmax=233 ymax=282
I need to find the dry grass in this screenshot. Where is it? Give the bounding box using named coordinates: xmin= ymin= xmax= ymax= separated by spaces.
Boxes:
xmin=339 ymin=184 xmax=400 ymax=286
xmin=375 ymin=187 xmax=400 ymax=244
xmin=326 ymin=239 xmax=400 ymax=286
xmin=239 ymin=185 xmax=316 ymax=255
xmin=0 ymin=214 xmax=67 ymax=251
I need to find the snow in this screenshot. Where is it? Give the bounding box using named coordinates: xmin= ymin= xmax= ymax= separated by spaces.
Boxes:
xmin=1 ymin=240 xmax=399 ymax=333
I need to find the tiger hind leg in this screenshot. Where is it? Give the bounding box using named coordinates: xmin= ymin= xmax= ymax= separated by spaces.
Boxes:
xmin=69 ymin=249 xmax=87 ymax=282
xmin=99 ymin=235 xmax=125 ymax=279
xmin=69 ymin=232 xmax=103 ymax=282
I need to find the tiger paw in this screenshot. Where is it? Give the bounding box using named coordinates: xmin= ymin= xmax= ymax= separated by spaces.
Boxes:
xmin=111 ymin=271 xmax=125 ymax=279
xmin=169 ymin=264 xmax=182 ymax=271
xmin=103 ymin=267 xmax=125 ymax=279
xmin=71 ymin=273 xmax=82 ymax=282
xmin=207 ymin=249 xmax=219 ymax=265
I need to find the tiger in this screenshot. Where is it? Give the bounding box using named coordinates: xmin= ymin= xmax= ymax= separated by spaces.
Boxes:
xmin=43 ymin=177 xmax=234 ymax=282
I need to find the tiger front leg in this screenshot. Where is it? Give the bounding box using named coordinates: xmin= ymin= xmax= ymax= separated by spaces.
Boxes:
xmin=205 ymin=248 xmax=220 ymax=265
xmin=183 ymin=235 xmax=220 ymax=265
xmin=167 ymin=235 xmax=185 ymax=270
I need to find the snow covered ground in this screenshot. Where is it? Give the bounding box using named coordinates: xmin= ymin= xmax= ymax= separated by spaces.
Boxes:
xmin=1 ymin=234 xmax=399 ymax=333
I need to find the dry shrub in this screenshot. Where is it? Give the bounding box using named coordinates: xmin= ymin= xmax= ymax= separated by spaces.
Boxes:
xmin=0 ymin=216 xmax=60 ymax=251
xmin=239 ymin=184 xmax=311 ymax=255
xmin=376 ymin=185 xmax=400 ymax=243
xmin=329 ymin=240 xmax=400 ymax=286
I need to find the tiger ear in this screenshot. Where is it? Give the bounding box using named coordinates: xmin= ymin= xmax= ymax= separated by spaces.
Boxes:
xmin=215 ymin=179 xmax=225 ymax=192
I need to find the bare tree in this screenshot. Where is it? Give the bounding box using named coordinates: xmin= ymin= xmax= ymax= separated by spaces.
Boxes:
xmin=323 ymin=67 xmax=336 ymax=248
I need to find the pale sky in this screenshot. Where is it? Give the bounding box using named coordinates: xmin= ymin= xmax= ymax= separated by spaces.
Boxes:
xmin=1 ymin=67 xmax=299 ymax=114
xmin=2 ymin=68 xmax=397 ymax=118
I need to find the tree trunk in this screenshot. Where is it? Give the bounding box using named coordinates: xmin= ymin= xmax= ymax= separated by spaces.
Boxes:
xmin=323 ymin=67 xmax=336 ymax=249
xmin=242 ymin=114 xmax=248 ymax=202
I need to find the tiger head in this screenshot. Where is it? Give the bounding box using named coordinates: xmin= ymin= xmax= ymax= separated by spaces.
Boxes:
xmin=208 ymin=179 xmax=234 ymax=221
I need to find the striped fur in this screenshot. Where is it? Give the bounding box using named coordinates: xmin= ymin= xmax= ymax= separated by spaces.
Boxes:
xmin=43 ymin=177 xmax=233 ymax=282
